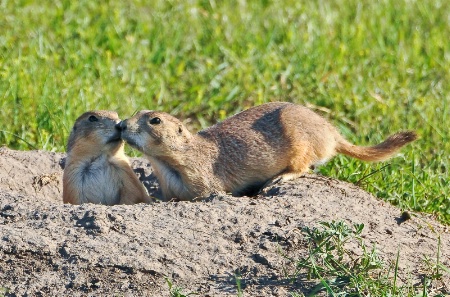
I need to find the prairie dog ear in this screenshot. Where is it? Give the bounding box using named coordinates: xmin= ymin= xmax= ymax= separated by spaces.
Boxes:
xmin=178 ymin=124 xmax=192 ymax=141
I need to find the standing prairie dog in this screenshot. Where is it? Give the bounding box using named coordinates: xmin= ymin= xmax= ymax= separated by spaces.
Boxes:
xmin=63 ymin=111 xmax=151 ymax=205
xmin=119 ymin=102 xmax=417 ymax=201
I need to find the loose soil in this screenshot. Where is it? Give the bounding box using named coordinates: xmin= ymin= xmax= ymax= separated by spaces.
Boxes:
xmin=0 ymin=147 xmax=449 ymax=296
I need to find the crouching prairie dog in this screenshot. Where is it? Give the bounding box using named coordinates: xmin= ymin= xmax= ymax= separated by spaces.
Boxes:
xmin=63 ymin=111 xmax=151 ymax=205
xmin=119 ymin=102 xmax=417 ymax=201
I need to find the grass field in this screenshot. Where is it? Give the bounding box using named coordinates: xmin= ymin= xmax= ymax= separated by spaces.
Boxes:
xmin=1 ymin=0 xmax=449 ymax=294
xmin=1 ymin=0 xmax=449 ymax=221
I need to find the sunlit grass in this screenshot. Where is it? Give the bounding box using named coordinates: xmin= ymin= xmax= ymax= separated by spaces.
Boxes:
xmin=1 ymin=0 xmax=449 ymax=222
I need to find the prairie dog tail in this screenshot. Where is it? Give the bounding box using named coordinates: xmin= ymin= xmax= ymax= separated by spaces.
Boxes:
xmin=336 ymin=131 xmax=417 ymax=162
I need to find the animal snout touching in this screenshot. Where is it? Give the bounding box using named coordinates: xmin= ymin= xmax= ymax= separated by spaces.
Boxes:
xmin=115 ymin=121 xmax=127 ymax=131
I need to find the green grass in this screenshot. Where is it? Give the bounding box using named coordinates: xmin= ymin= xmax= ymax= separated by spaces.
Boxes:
xmin=165 ymin=277 xmax=198 ymax=297
xmin=1 ymin=0 xmax=449 ymax=222
xmin=286 ymin=221 xmax=448 ymax=296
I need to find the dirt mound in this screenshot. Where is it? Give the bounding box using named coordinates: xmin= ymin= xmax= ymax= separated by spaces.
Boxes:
xmin=0 ymin=147 xmax=449 ymax=296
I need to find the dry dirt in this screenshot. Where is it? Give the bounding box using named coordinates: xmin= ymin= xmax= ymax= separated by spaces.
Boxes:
xmin=0 ymin=147 xmax=449 ymax=296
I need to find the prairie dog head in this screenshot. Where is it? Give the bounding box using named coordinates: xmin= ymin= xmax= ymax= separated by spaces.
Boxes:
xmin=67 ymin=111 xmax=123 ymax=157
xmin=119 ymin=110 xmax=192 ymax=157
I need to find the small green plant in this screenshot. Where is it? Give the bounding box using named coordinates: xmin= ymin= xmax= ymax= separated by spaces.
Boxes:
xmin=286 ymin=221 xmax=448 ymax=296
xmin=235 ymin=273 xmax=244 ymax=297
xmin=0 ymin=287 xmax=8 ymax=297
xmin=165 ymin=277 xmax=198 ymax=297
xmin=422 ymin=235 xmax=450 ymax=283
xmin=293 ymin=221 xmax=382 ymax=281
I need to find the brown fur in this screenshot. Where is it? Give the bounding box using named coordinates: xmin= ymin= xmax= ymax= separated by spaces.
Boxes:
xmin=119 ymin=102 xmax=417 ymax=201
xmin=63 ymin=111 xmax=151 ymax=205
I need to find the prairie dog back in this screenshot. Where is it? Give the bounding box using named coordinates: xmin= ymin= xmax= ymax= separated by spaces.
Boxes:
xmin=63 ymin=111 xmax=150 ymax=205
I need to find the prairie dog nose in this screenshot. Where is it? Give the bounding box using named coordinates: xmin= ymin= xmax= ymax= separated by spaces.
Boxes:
xmin=115 ymin=121 xmax=127 ymax=131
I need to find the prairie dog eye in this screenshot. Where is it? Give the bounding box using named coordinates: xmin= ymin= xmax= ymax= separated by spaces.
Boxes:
xmin=149 ymin=117 xmax=161 ymax=125
xmin=88 ymin=115 xmax=98 ymax=122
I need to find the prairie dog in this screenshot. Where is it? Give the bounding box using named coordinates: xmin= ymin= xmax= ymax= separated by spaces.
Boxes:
xmin=119 ymin=102 xmax=417 ymax=201
xmin=63 ymin=111 xmax=151 ymax=205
